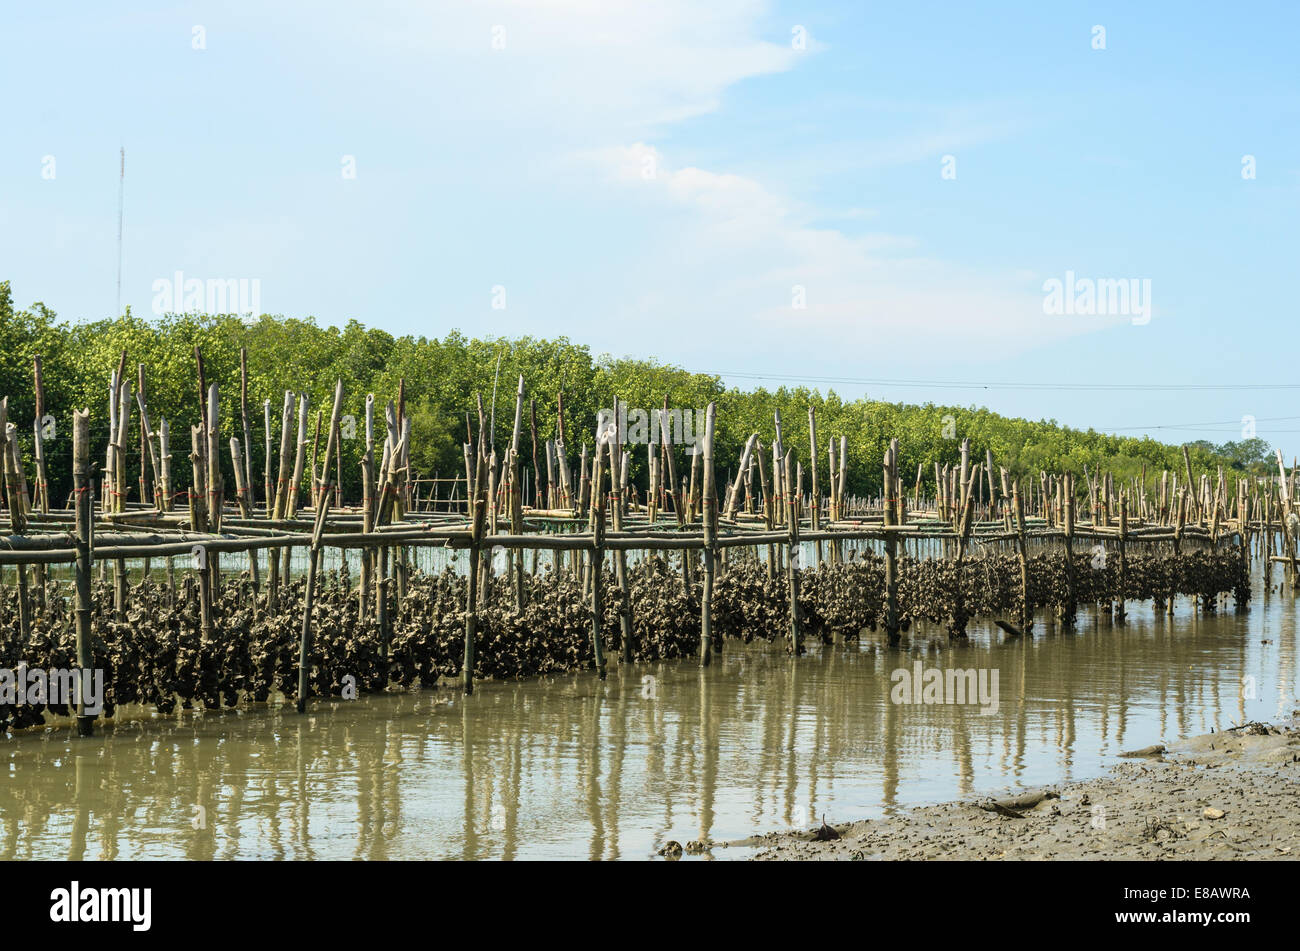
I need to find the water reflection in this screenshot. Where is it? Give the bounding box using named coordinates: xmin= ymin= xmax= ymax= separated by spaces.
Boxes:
xmin=2 ymin=579 xmax=1297 ymax=860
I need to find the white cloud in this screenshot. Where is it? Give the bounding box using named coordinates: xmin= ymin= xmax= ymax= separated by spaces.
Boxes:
xmin=264 ymin=0 xmax=799 ymax=137
xmin=582 ymin=144 xmax=1116 ymax=363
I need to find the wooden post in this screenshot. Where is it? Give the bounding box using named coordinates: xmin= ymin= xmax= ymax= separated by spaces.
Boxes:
xmin=205 ymin=383 xmax=223 ymax=595
xmin=280 ymin=394 xmax=308 ymax=581
xmin=1061 ymin=471 xmax=1076 ymax=627
xmin=1276 ymin=449 xmax=1297 ymax=587
xmin=190 ymin=426 xmax=214 ymax=644
xmin=72 ymin=409 xmax=95 ymax=737
xmin=262 ymin=399 xmax=273 ymax=516
xmin=296 ymin=490 xmax=331 ymax=714
xmin=1263 ymin=485 xmax=1274 ymax=589
xmin=882 ymin=443 xmax=900 ymax=645
xmin=828 ymin=443 xmax=841 ymax=563
xmin=159 ymin=417 xmax=172 ymax=513
xmin=700 ymin=403 xmax=718 ymax=664
xmin=951 ymin=473 xmax=976 ymax=637
xmin=509 ymin=375 xmax=525 ymax=612
xmin=579 ymin=444 xmax=590 ymax=520
xmin=757 ymin=439 xmax=774 ymax=580
xmin=609 ymin=437 xmax=634 ymax=664
xmin=589 ymin=432 xmax=608 ymax=678
xmin=336 ymin=414 xmax=346 ymax=506
xmin=289 ymin=395 xmax=310 ymax=518
xmin=1182 ymin=445 xmax=1200 ymax=524
xmin=1169 ymin=490 xmax=1186 ymax=615
xmin=689 ymin=436 xmax=701 ymax=522
xmin=809 ymin=408 xmax=822 ymax=567
xmin=267 ymin=392 xmax=293 ymax=610
xmin=360 ymin=395 xmax=376 ymax=614
xmin=296 ymin=380 xmax=344 ymax=712
xmin=240 ymin=348 xmax=256 ymax=510
xmin=31 ymin=356 xmax=49 ymax=609
xmin=230 ymin=438 xmax=251 ymax=517
xmin=1013 ymin=478 xmax=1032 ymax=634
xmin=112 ymin=379 xmax=129 ymax=617
xmin=463 ymin=450 xmax=488 ymax=694
xmin=724 ymin=433 xmax=757 ymax=521
xmin=837 ymin=436 xmax=848 ymax=521
xmin=784 ymin=448 xmax=803 ymax=655
xmin=959 ymin=438 xmax=970 ymax=512
xmin=3 ymin=425 xmax=30 ymax=641
xmin=985 ymin=448 xmax=996 ymax=519
xmin=1117 ymin=488 xmax=1128 ymax=622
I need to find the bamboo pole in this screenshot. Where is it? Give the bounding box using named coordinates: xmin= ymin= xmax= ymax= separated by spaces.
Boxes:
xmin=230 ymin=438 xmax=251 ymax=517
xmin=32 ymin=357 xmax=49 ymax=608
xmin=360 ymin=394 xmax=376 ymax=613
xmin=783 ymin=448 xmax=802 ymax=655
xmin=263 ymin=399 xmax=273 ymax=516
xmin=609 ymin=435 xmax=634 ymax=663
xmin=190 ymin=425 xmax=214 ymax=644
xmin=205 ymin=383 xmax=223 ymax=599
xmin=309 ymin=410 xmax=323 ymax=508
xmin=882 ymin=443 xmax=900 ymax=645
xmin=724 ymin=433 xmax=757 ymax=521
xmin=509 ymin=375 xmax=525 ymax=612
xmin=282 ymin=394 xmax=309 ymax=580
xmin=463 ymin=450 xmax=488 ymax=694
xmin=756 ymin=439 xmax=773 ymax=579
xmin=529 ymin=398 xmax=541 ymax=509
xmin=700 ymin=402 xmax=718 ymax=664
xmin=296 ymin=380 xmax=344 ymax=712
xmin=3 ymin=424 xmax=30 ymax=641
xmin=72 ymin=409 xmax=95 ymax=737
xmin=950 ymin=468 xmax=978 ymax=636
xmin=589 ymin=431 xmax=609 ymax=679
xmin=808 ymin=409 xmax=821 ymax=558
xmin=159 ymin=417 xmax=173 ymax=513
xmin=267 ymin=391 xmax=294 ymax=609
xmin=1117 ymin=488 xmax=1128 ymax=622
xmin=1013 ymin=477 xmax=1031 ymax=633
xmin=112 ymin=379 xmax=130 ymax=615
xmin=1169 ymin=490 xmax=1186 ymax=615
xmin=240 ymin=348 xmax=256 ymax=509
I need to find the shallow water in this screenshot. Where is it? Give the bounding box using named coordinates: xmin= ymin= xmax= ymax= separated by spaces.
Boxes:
xmin=3 ymin=576 xmax=1297 ymax=860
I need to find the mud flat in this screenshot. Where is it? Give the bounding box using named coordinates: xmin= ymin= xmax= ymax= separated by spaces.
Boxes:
xmin=749 ymin=720 xmax=1300 ymax=861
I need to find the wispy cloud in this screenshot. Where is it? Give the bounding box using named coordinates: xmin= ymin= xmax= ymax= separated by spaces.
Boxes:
xmin=260 ymin=0 xmax=801 ymax=137
xmin=582 ymin=143 xmax=1110 ymax=363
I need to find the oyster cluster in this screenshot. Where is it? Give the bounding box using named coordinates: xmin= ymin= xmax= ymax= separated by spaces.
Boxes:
xmin=0 ymin=546 xmax=1248 ymax=732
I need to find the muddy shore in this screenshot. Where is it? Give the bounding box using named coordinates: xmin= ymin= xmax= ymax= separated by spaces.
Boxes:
xmin=748 ymin=719 xmax=1300 ymax=860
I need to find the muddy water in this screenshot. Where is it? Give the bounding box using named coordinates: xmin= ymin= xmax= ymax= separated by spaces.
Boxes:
xmin=3 ymin=581 xmax=1297 ymax=860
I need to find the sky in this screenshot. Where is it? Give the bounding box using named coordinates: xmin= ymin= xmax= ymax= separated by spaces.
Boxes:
xmin=3 ymin=0 xmax=1298 ymax=458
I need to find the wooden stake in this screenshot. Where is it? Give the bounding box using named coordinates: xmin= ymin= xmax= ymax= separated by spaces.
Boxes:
xmin=72 ymin=409 xmax=95 ymax=737
xmin=700 ymin=403 xmax=718 ymax=664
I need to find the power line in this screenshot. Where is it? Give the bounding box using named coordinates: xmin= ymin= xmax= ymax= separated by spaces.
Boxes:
xmin=1102 ymin=415 xmax=1300 ymax=432
xmin=695 ymin=368 xmax=1300 ymax=444
xmin=704 ymin=370 xmax=1300 ymax=393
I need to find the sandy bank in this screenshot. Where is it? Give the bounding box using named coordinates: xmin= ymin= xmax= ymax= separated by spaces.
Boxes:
xmin=748 ymin=719 xmax=1300 ymax=860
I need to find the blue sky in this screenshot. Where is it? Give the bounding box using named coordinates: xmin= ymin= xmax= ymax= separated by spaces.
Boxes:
xmin=3 ymin=1 xmax=1298 ymax=456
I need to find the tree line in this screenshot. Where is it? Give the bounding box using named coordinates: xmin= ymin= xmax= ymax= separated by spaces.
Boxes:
xmin=0 ymin=281 xmax=1272 ymax=508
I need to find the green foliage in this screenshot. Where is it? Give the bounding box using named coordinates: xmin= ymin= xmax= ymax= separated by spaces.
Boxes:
xmin=0 ymin=287 xmax=1265 ymax=504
